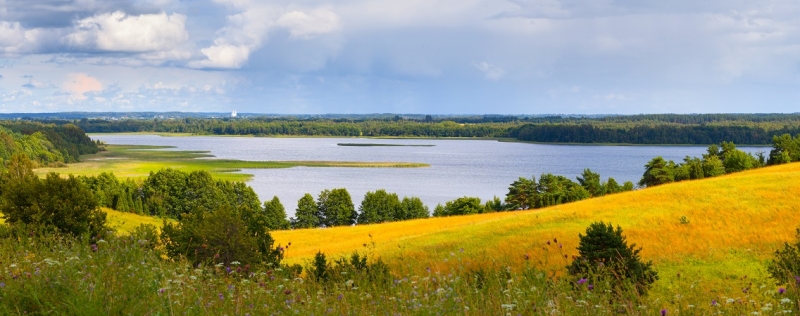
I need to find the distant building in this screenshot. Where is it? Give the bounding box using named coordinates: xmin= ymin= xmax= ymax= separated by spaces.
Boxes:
xmin=231 ymin=110 xmax=237 ymax=118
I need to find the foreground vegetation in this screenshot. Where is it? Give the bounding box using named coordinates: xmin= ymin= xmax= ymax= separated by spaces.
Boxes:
xmin=2 ymin=162 xmax=800 ymax=314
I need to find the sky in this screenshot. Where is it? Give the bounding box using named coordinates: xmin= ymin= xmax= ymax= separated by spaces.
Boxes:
xmin=0 ymin=0 xmax=799 ymax=114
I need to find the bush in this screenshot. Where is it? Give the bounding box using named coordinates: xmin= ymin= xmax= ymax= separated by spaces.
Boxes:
xmin=129 ymin=223 xmax=160 ymax=249
xmin=568 ymin=222 xmax=658 ymax=295
xmin=767 ymin=228 xmax=800 ymax=284
xmin=0 ymin=155 xmax=108 ymax=238
xmin=161 ymin=205 xmax=283 ymax=267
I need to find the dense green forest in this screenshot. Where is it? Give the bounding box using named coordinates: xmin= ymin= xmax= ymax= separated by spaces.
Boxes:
xmin=0 ymin=121 xmax=99 ymax=167
xmin=59 ymin=113 xmax=800 ymax=144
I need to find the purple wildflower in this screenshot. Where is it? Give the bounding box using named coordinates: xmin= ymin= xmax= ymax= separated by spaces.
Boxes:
xmin=218 ymin=293 xmax=224 ymax=301
xmin=159 ymin=288 xmax=166 ymax=294
xmin=337 ymin=293 xmax=343 ymax=301
xmin=90 ymin=244 xmax=98 ymax=252
xmin=661 ymin=308 xmax=667 ymax=316
xmin=587 ymin=284 xmax=594 ymax=291
xmin=577 ymin=278 xmax=587 ymax=285
xmin=226 ymin=266 xmax=232 ymax=274
xmin=0 ymin=282 xmax=4 ymax=288
xmin=779 ymin=287 xmax=786 ymax=294
xmin=711 ymin=300 xmax=717 ymax=306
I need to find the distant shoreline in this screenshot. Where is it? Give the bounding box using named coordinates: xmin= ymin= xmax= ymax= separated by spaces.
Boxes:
xmin=88 ymin=133 xmax=772 ymax=147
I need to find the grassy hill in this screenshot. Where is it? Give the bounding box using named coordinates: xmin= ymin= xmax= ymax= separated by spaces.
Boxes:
xmin=272 ymin=162 xmax=800 ymax=296
xmin=5 ymin=163 xmax=800 ymax=314
xmin=95 ymin=161 xmax=800 ymax=301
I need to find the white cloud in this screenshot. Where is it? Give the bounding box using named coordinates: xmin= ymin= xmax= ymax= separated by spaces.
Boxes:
xmin=66 ymin=11 xmax=190 ymax=55
xmin=0 ymin=21 xmax=45 ymax=55
xmin=192 ymin=44 xmax=251 ymax=69
xmin=276 ymin=9 xmax=341 ymax=39
xmin=190 ymin=2 xmax=341 ymax=69
xmin=474 ymin=62 xmax=505 ymax=80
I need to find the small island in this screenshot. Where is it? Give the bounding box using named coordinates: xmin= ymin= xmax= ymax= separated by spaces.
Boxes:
xmin=337 ymin=143 xmax=435 ymax=147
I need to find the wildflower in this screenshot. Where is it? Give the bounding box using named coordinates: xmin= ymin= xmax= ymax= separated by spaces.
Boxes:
xmin=284 ymin=289 xmax=292 ymax=295
xmin=0 ymin=282 xmax=4 ymax=288
xmin=661 ymin=308 xmax=667 ymax=316
xmin=711 ymin=300 xmax=717 ymax=306
xmin=524 ymin=254 xmax=530 ymax=260
xmin=577 ymin=278 xmax=587 ymax=285
xmin=90 ymin=244 xmax=98 ymax=252
xmin=338 ymin=293 xmax=343 ymax=301
xmin=226 ymin=266 xmax=232 ymax=274
xmin=795 ymin=276 xmax=800 ymax=284
xmin=218 ymin=293 xmax=224 ymax=301
xmin=779 ymin=287 xmax=787 ymax=295
xmin=587 ymin=284 xmax=594 ymax=291
xmin=158 ymin=288 xmax=166 ymax=294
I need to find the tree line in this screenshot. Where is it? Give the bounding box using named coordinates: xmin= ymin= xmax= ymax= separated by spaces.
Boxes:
xmin=0 ymin=121 xmax=99 ymax=167
xmin=62 ymin=114 xmax=800 ymax=144
xmin=511 ymin=124 xmax=800 ymax=145
xmin=636 ymin=134 xmax=800 ymax=188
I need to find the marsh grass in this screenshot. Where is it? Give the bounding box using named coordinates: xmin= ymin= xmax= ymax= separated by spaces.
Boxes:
xmin=35 ymin=145 xmax=429 ymax=181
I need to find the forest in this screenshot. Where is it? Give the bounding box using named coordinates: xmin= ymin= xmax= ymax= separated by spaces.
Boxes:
xmin=0 ymin=121 xmax=99 ymax=167
xmin=55 ymin=113 xmax=800 ymax=144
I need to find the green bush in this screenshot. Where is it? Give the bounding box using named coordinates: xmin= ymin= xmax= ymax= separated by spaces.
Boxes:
xmin=160 ymin=205 xmax=283 ymax=267
xmin=0 ymin=155 xmax=108 ymax=238
xmin=568 ymin=222 xmax=658 ymax=295
xmin=767 ymin=228 xmax=800 ymax=285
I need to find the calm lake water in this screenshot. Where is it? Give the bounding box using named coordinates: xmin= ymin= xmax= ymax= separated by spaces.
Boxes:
xmin=91 ymin=135 xmax=765 ymax=217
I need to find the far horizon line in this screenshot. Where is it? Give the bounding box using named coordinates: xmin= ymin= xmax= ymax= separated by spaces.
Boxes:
xmin=1 ymin=111 xmax=799 ymax=117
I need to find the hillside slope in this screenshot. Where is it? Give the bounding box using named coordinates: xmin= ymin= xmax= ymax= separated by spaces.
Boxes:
xmin=273 ymin=162 xmax=800 ymax=293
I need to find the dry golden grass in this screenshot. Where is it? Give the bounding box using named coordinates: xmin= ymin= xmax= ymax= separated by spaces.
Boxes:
xmin=103 ymin=208 xmax=173 ymax=235
xmin=273 ymin=162 xmax=800 ymax=295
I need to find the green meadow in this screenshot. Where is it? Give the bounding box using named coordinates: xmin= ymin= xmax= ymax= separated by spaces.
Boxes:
xmin=35 ymin=144 xmax=429 ymax=181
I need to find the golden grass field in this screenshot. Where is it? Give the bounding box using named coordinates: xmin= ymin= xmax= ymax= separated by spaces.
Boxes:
xmin=270 ymin=162 xmax=800 ymax=296
xmin=98 ymin=162 xmax=800 ymax=298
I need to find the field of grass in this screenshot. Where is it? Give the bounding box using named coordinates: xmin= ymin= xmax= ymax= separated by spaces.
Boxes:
xmin=271 ymin=162 xmax=800 ymax=298
xmin=5 ymin=162 xmax=800 ymax=314
xmin=35 ymin=144 xmax=429 ymax=181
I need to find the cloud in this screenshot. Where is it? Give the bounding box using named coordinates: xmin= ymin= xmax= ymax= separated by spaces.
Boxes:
xmin=66 ymin=11 xmax=190 ymax=55
xmin=62 ymin=73 xmax=103 ymax=100
xmin=0 ymin=21 xmax=39 ymax=55
xmin=22 ymin=78 xmax=54 ymax=89
xmin=275 ymin=9 xmax=341 ymax=39
xmin=474 ymin=62 xmax=505 ymax=81
xmin=190 ymin=3 xmax=341 ymax=69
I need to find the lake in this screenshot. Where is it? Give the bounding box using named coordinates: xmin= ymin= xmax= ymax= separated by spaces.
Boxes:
xmin=90 ymin=135 xmax=766 ymax=217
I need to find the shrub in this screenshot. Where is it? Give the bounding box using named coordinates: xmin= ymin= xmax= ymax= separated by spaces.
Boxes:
xmin=161 ymin=205 xmax=283 ymax=267
xmin=767 ymin=228 xmax=800 ymax=285
xmin=129 ymin=223 xmax=160 ymax=249
xmin=568 ymin=222 xmax=658 ymax=295
xmin=0 ymin=155 xmax=108 ymax=238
